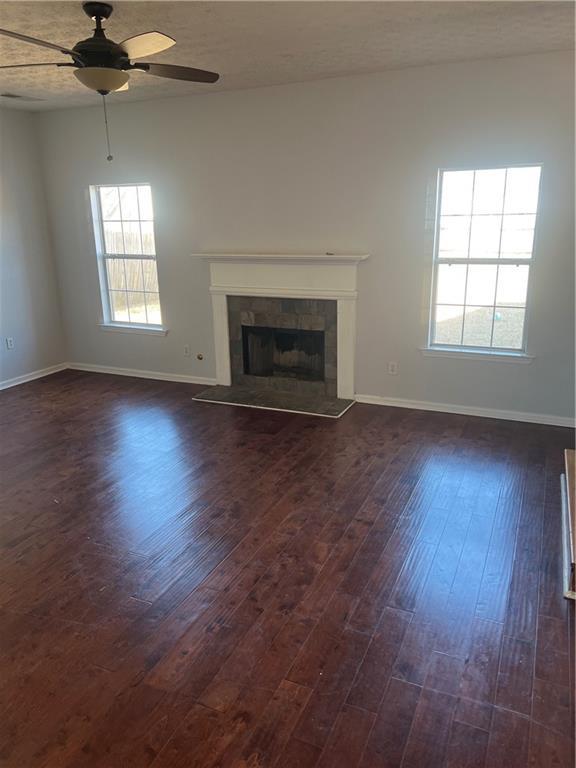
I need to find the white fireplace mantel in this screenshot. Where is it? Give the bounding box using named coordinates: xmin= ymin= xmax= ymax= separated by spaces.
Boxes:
xmin=195 ymin=252 xmax=369 ymax=265
xmin=195 ymin=253 xmax=369 ymax=399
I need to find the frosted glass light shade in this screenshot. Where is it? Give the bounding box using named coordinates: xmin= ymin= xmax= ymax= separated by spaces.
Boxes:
xmin=74 ymin=67 xmax=129 ymax=93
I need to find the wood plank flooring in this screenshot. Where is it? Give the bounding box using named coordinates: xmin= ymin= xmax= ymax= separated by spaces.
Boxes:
xmin=0 ymin=370 xmax=573 ymax=767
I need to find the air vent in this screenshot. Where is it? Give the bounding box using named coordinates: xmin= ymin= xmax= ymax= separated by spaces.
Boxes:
xmin=0 ymin=92 xmax=44 ymax=101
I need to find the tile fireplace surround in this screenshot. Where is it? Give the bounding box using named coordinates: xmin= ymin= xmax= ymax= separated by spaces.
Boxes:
xmin=228 ymin=295 xmax=337 ymax=397
xmin=196 ymin=253 xmax=369 ymax=407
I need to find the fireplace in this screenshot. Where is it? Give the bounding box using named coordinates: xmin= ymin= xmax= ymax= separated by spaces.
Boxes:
xmin=198 ymin=252 xmax=369 ymax=402
xmin=242 ymin=325 xmax=325 ymax=381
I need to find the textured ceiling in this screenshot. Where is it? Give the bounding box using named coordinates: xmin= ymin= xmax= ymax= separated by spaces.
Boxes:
xmin=0 ymin=1 xmax=573 ymax=111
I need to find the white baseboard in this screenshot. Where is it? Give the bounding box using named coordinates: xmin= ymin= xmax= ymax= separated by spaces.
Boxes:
xmin=68 ymin=362 xmax=217 ymax=387
xmin=0 ymin=363 xmax=69 ymax=391
xmin=2 ymin=365 xmax=572 ymax=428
xmin=355 ymin=393 xmax=575 ymax=428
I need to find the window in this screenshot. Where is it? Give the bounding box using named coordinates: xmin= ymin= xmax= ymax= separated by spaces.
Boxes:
xmin=429 ymin=165 xmax=541 ymax=352
xmin=91 ymin=184 xmax=163 ymax=327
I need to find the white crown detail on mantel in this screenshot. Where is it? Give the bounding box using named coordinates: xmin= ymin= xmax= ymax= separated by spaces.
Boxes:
xmin=193 ymin=253 xmax=369 ymax=264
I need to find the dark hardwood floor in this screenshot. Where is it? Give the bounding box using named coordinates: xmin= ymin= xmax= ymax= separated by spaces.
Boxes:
xmin=0 ymin=370 xmax=574 ymax=767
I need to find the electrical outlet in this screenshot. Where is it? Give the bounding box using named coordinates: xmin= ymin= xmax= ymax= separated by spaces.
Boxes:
xmin=387 ymin=361 xmax=398 ymax=375
xmin=5 ymin=337 xmax=14 ymax=351
xmin=183 ymin=344 xmax=190 ymax=357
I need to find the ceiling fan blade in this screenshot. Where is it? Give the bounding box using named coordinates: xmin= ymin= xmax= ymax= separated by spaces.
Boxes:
xmin=138 ymin=62 xmax=219 ymax=83
xmin=0 ymin=28 xmax=76 ymax=56
xmin=0 ymin=62 xmax=65 ymax=69
xmin=120 ymin=31 xmax=175 ymax=60
xmin=116 ymin=80 xmax=129 ymax=92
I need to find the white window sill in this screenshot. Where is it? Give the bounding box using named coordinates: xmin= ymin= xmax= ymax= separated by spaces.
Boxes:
xmin=99 ymin=323 xmax=169 ymax=336
xmin=420 ymin=346 xmax=534 ymax=363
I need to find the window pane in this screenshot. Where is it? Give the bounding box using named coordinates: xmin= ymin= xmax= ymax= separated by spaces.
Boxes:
xmin=109 ymin=290 xmax=129 ymax=322
xmin=94 ymin=183 xmax=162 ymax=328
xmin=465 ymin=264 xmax=497 ymax=306
xmin=500 ymin=215 xmax=535 ymax=259
xmin=441 ymin=171 xmax=474 ymax=215
xmin=436 ymin=264 xmax=467 ymax=304
xmin=123 ymin=221 xmax=143 ymax=254
xmin=138 ymin=186 xmax=153 ymax=219
xmin=128 ymin=291 xmax=147 ymax=324
xmin=472 ymin=169 xmax=506 ymax=214
xmin=469 ymin=214 xmax=501 ymax=259
xmin=496 ymin=265 xmax=529 ymax=306
xmin=99 ymin=186 xmax=120 ymax=220
xmin=434 ymin=305 xmax=463 ymax=345
xmin=504 ymin=167 xmax=541 ymax=214
xmin=105 ymin=258 xmax=126 ymax=290
xmin=119 ymin=186 xmax=139 ymax=220
xmin=462 ymin=306 xmax=494 ymax=347
xmin=140 ymin=221 xmax=156 ymax=255
xmin=125 ymin=259 xmax=144 ymax=291
xmin=492 ymin=307 xmax=525 ymax=349
xmin=103 ymin=221 xmax=124 ymax=254
xmin=145 ymin=293 xmax=162 ymax=325
xmin=142 ymin=260 xmax=159 ymax=292
xmin=431 ymin=166 xmax=538 ymax=353
xmin=438 ymin=216 xmax=470 ymax=259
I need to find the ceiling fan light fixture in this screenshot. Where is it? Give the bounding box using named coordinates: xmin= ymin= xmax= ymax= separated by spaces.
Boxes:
xmin=74 ymin=66 xmax=128 ymax=93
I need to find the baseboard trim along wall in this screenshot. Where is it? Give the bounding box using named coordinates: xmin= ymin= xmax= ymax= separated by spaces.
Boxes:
xmin=1 ymin=364 xmax=572 ymax=428
xmin=0 ymin=363 xmax=69 ymax=391
xmin=355 ymin=393 xmax=575 ymax=429
xmin=67 ymin=362 xmax=217 ymax=387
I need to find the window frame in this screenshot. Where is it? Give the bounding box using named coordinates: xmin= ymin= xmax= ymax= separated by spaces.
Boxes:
xmin=89 ymin=182 xmax=165 ymax=331
xmin=427 ymin=162 xmax=542 ymax=356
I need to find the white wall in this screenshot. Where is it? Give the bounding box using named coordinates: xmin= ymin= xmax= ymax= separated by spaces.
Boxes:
xmin=0 ymin=109 xmax=66 ymax=385
xmin=36 ymin=51 xmax=574 ymax=421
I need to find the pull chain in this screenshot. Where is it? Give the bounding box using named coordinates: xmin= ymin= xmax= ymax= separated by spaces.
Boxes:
xmin=101 ymin=94 xmax=113 ymax=161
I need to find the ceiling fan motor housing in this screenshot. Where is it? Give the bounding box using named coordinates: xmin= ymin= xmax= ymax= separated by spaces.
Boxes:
xmin=73 ymin=4 xmax=128 ymax=94
xmin=73 ymin=3 xmax=128 ymax=71
xmin=72 ymin=34 xmax=127 ymax=69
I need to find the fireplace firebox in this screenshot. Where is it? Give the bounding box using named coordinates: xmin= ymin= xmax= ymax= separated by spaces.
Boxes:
xmin=242 ymin=325 xmax=325 ymax=382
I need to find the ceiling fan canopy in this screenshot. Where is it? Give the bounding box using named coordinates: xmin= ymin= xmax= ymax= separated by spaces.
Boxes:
xmin=0 ymin=1 xmax=220 ymax=95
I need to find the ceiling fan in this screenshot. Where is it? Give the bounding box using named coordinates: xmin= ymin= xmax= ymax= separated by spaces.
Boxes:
xmin=0 ymin=1 xmax=220 ymax=95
